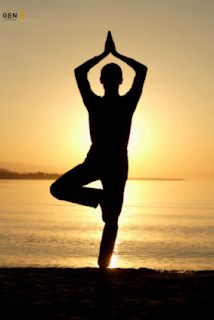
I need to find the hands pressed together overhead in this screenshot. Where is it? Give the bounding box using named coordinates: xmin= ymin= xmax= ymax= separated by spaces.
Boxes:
xmin=104 ymin=31 xmax=117 ymax=56
xmin=74 ymin=30 xmax=147 ymax=84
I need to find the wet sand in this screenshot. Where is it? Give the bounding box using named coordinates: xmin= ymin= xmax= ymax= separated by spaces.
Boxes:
xmin=1 ymin=268 xmax=213 ymax=319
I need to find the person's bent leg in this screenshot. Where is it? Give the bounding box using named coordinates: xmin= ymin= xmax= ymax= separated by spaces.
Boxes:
xmin=50 ymin=162 xmax=102 ymax=208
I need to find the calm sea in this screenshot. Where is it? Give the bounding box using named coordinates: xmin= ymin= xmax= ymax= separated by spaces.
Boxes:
xmin=0 ymin=180 xmax=213 ymax=270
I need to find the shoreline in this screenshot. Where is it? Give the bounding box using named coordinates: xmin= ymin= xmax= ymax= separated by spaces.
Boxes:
xmin=1 ymin=267 xmax=213 ymax=319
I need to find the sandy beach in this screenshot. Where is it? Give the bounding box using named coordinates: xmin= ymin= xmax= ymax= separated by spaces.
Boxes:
xmin=0 ymin=268 xmax=213 ymax=319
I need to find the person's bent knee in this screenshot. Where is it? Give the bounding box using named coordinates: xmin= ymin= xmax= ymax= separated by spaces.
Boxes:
xmin=50 ymin=182 xmax=62 ymax=200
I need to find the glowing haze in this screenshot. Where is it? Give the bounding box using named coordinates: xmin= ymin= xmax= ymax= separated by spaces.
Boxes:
xmin=0 ymin=0 xmax=213 ymax=179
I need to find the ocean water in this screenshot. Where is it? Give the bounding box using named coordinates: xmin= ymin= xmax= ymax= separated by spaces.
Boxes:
xmin=0 ymin=179 xmax=213 ymax=270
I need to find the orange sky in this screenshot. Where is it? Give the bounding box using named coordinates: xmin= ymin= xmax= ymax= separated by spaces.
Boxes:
xmin=0 ymin=0 xmax=214 ymax=179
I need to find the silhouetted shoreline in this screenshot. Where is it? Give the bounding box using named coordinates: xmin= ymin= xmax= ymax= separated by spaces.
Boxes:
xmin=0 ymin=168 xmax=184 ymax=181
xmin=0 ymin=168 xmax=60 ymax=180
xmin=0 ymin=268 xmax=213 ymax=319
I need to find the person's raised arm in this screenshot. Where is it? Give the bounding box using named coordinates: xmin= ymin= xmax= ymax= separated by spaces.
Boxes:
xmin=114 ymin=51 xmax=147 ymax=75
xmin=107 ymin=31 xmax=147 ymax=102
xmin=75 ymin=52 xmax=107 ymax=78
xmin=74 ymin=35 xmax=111 ymax=107
xmin=74 ymin=52 xmax=107 ymax=107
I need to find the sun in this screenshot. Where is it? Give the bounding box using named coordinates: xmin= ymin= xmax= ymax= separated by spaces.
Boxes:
xmin=109 ymin=254 xmax=118 ymax=268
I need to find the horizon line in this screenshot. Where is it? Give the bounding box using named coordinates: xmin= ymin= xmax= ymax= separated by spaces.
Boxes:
xmin=0 ymin=168 xmax=185 ymax=181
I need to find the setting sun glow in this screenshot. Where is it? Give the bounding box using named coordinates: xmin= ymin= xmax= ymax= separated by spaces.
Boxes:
xmin=109 ymin=254 xmax=118 ymax=269
xmin=0 ymin=1 xmax=213 ymax=180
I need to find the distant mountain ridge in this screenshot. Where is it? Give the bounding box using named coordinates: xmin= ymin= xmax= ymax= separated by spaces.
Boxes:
xmin=0 ymin=168 xmax=60 ymax=180
xmin=0 ymin=168 xmax=11 ymax=172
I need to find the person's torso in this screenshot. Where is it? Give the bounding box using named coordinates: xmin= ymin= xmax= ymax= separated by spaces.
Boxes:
xmin=88 ymin=95 xmax=134 ymax=153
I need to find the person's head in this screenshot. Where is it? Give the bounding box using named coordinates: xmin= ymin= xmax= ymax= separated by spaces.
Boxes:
xmin=100 ymin=63 xmax=123 ymax=93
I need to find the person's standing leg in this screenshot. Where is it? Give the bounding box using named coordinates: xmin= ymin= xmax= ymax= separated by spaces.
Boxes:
xmin=98 ymin=222 xmax=119 ymax=268
xmin=98 ymin=159 xmax=128 ymax=268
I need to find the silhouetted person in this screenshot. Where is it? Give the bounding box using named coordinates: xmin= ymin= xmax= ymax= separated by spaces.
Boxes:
xmin=50 ymin=32 xmax=147 ymax=268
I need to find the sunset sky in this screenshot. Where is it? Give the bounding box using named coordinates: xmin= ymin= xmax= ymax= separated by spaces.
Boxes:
xmin=0 ymin=0 xmax=213 ymax=179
